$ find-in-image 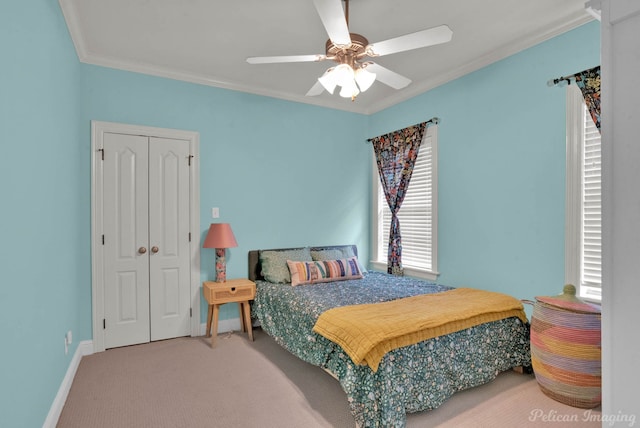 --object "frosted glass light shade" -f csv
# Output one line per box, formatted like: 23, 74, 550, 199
318, 68, 338, 94
339, 79, 360, 98
333, 64, 354, 87
355, 67, 376, 92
